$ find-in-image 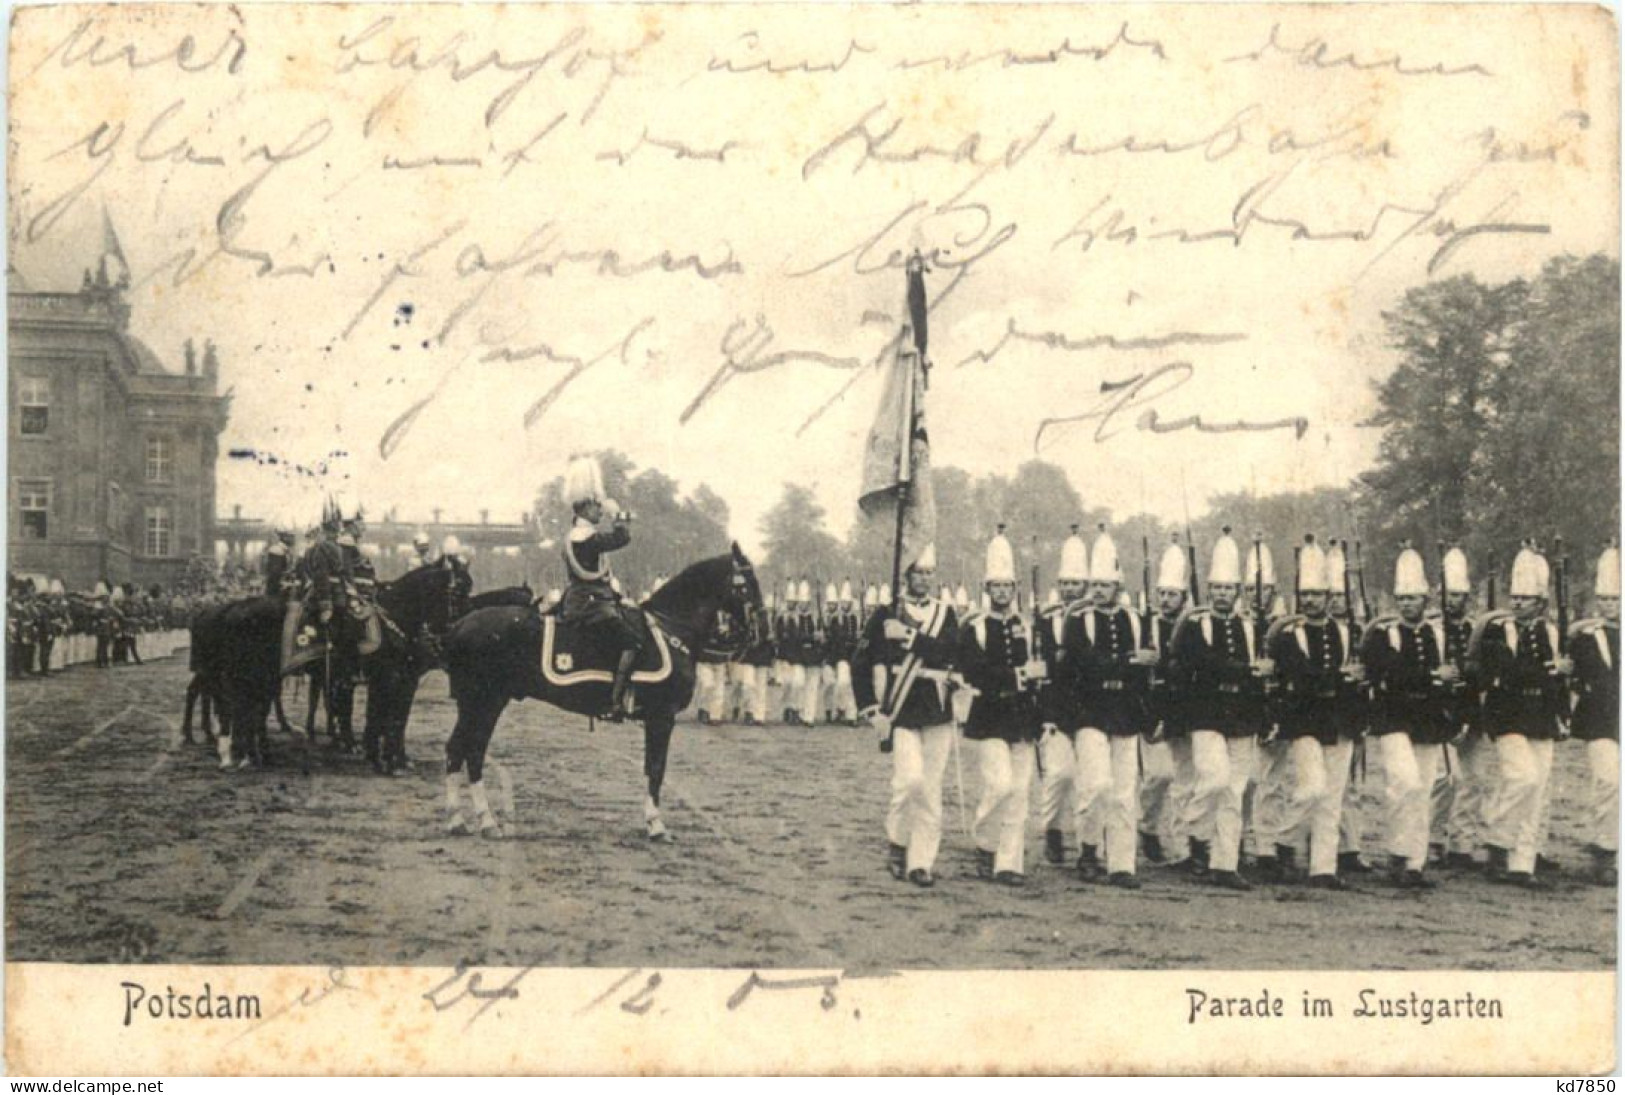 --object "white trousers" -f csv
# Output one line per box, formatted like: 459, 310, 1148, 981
974, 739, 1036, 875
1377, 734, 1442, 869
773, 660, 793, 711
1190, 731, 1256, 873
1252, 739, 1293, 854
823, 662, 855, 718
1486, 734, 1556, 874
696, 663, 729, 717
1338, 742, 1363, 856
1039, 730, 1078, 836
1075, 729, 1140, 874
1440, 729, 1497, 854
1588, 739, 1620, 853
887, 724, 955, 874
797, 667, 823, 720
733, 665, 770, 722
1138, 738, 1183, 843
